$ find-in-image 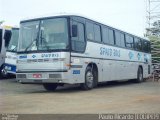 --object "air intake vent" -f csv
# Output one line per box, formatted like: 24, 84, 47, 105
49, 74, 61, 78
17, 74, 26, 78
